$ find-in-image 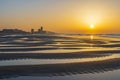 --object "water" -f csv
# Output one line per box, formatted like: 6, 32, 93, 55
0, 34, 120, 80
